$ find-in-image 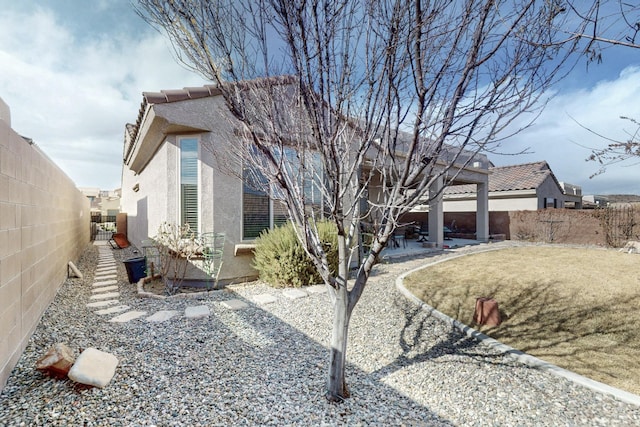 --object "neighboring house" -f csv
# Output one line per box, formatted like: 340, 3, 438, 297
443, 161, 582, 212
99, 188, 122, 216
79, 187, 101, 211
120, 84, 490, 283
79, 187, 122, 216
